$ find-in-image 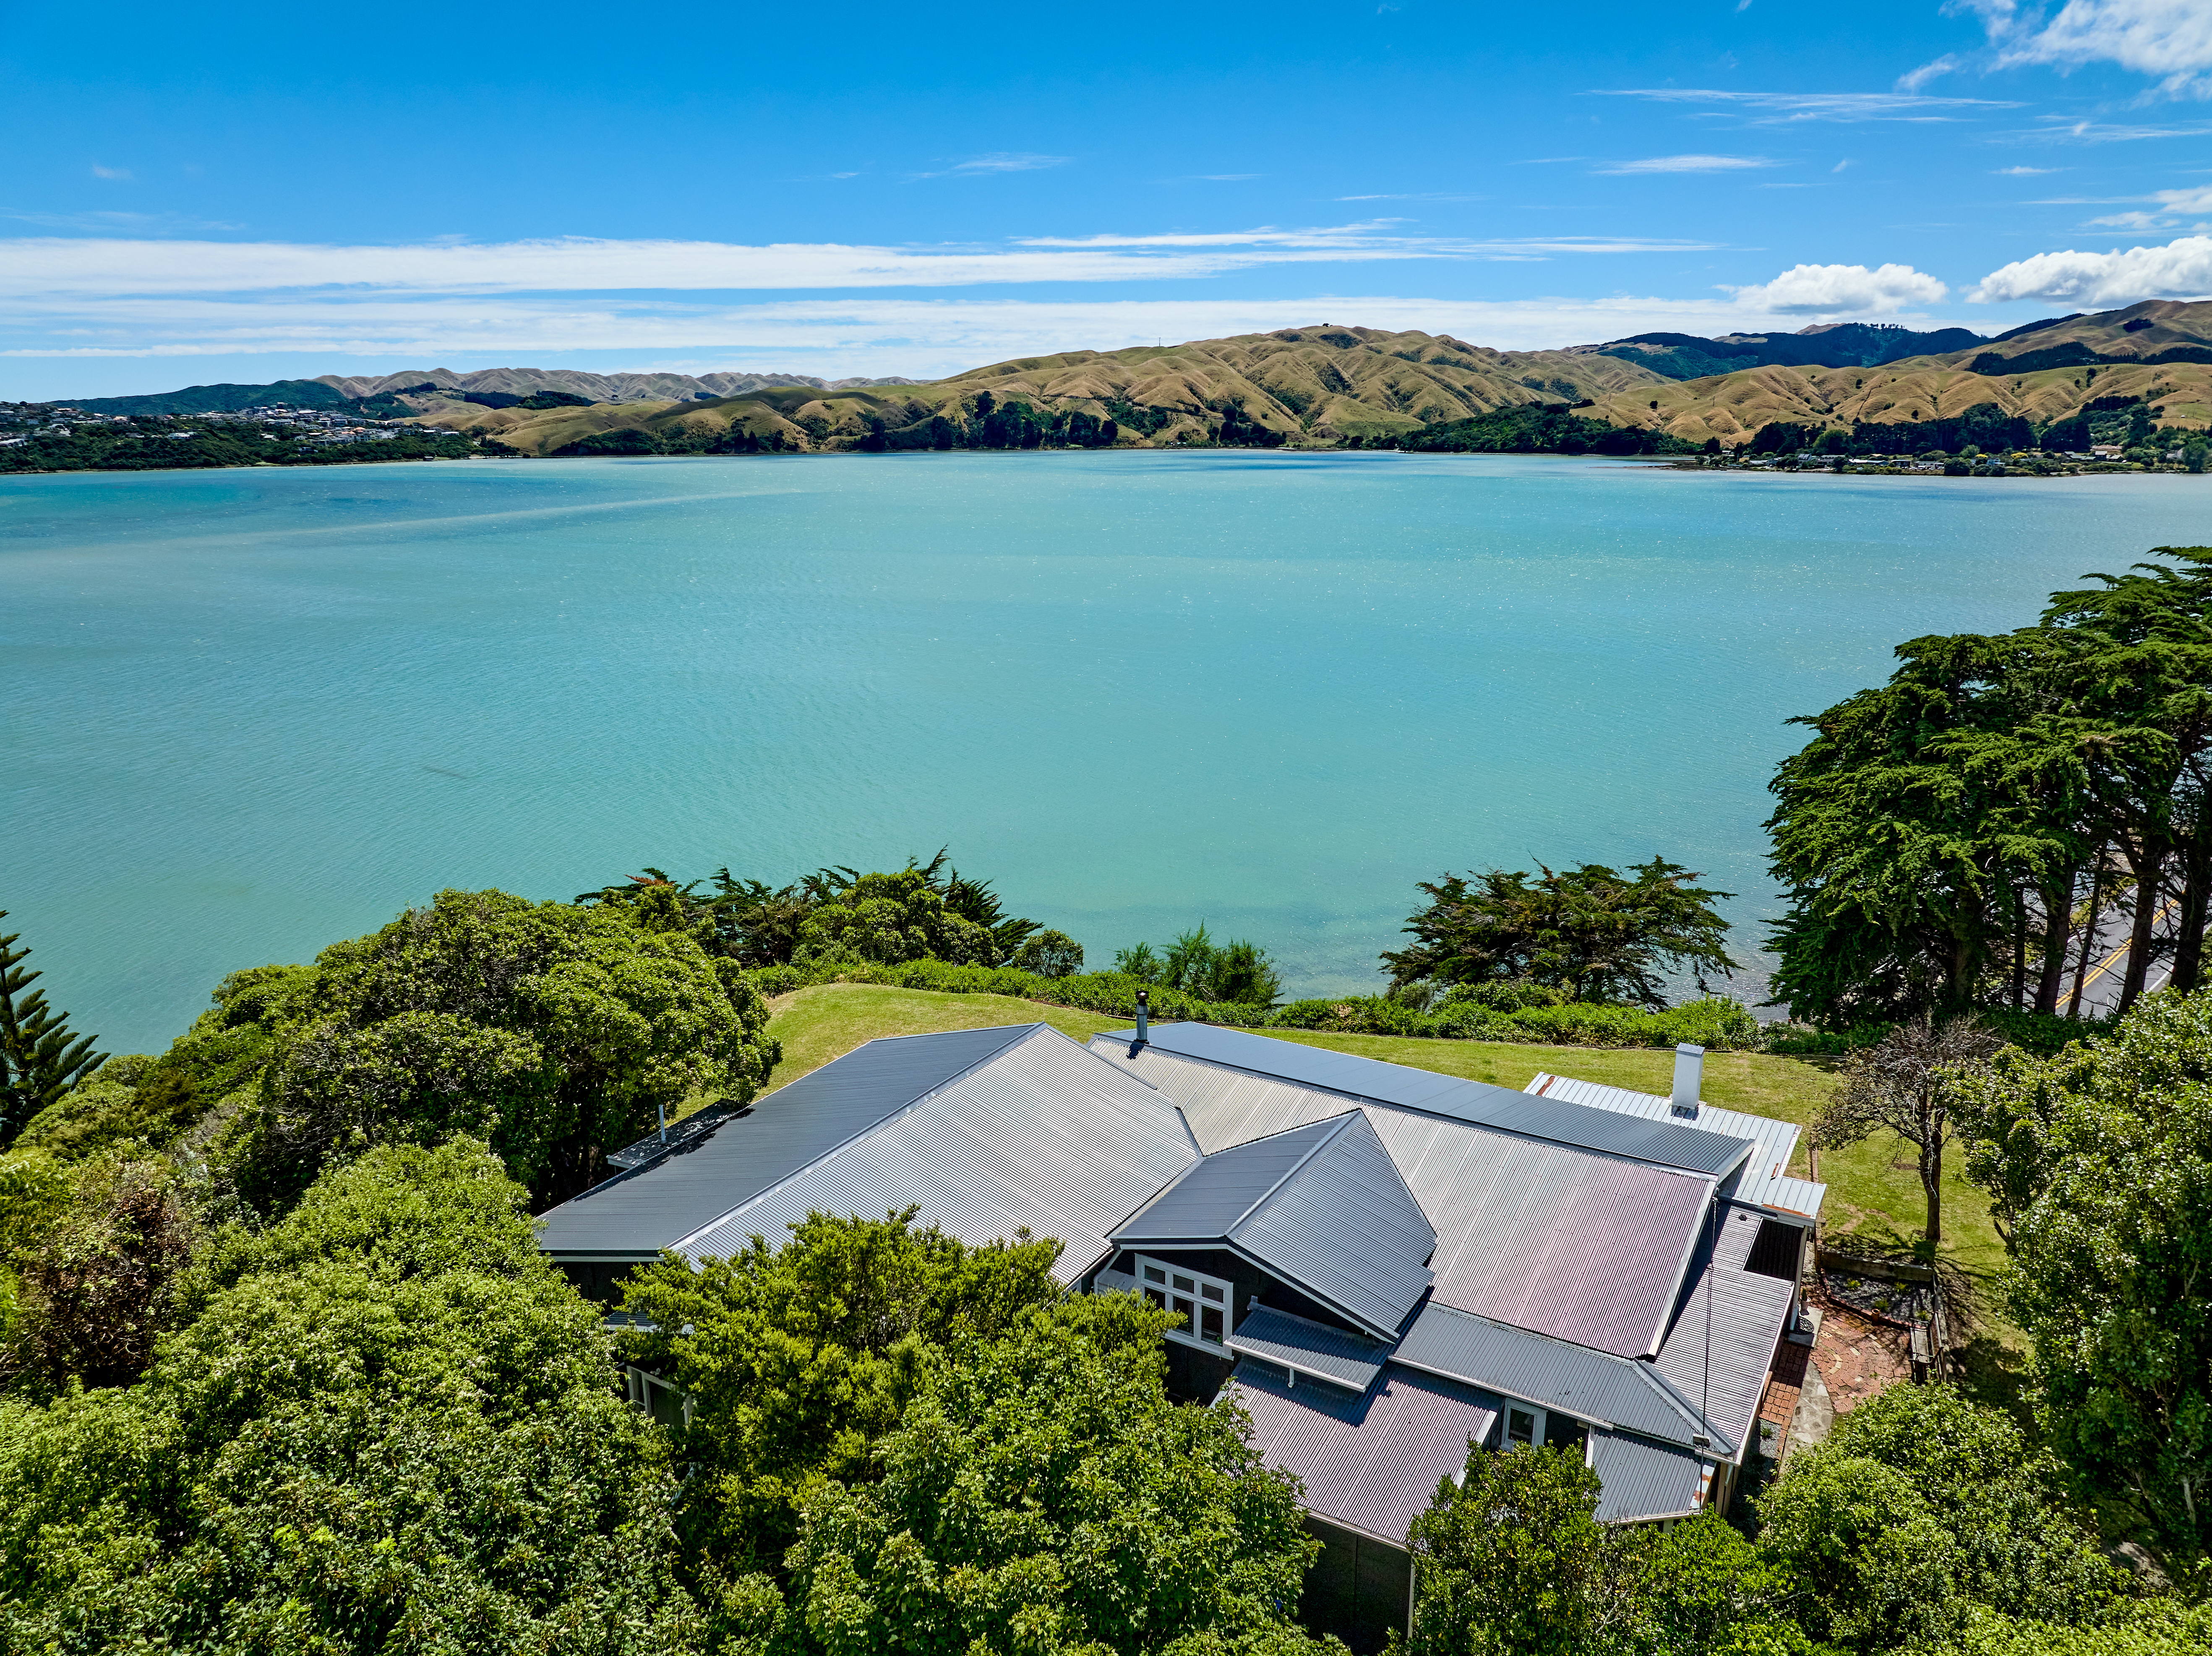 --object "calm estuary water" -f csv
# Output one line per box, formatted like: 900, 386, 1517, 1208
5, 450, 2207, 1053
